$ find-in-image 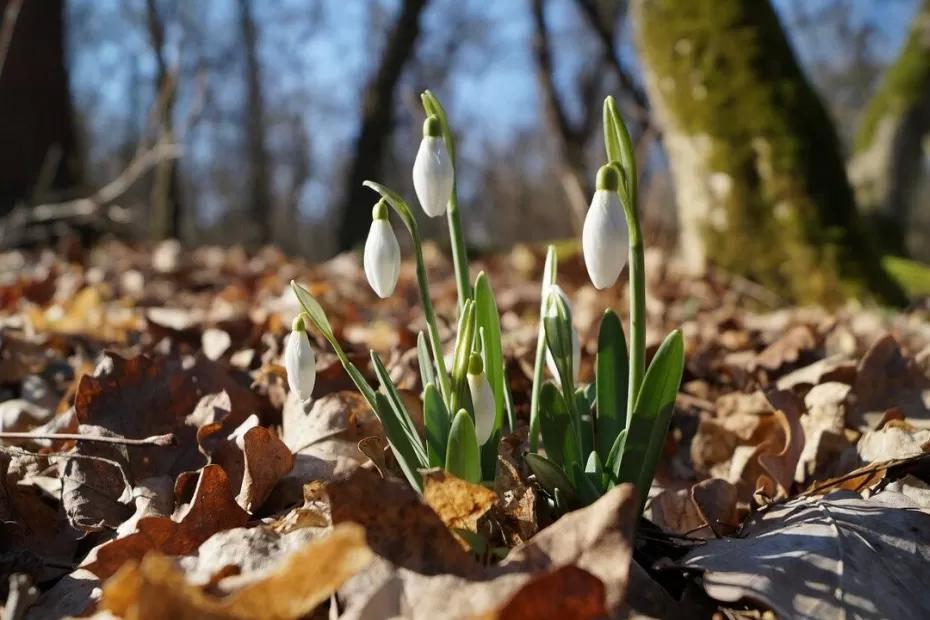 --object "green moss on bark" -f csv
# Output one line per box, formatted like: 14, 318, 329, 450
633, 0, 906, 306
